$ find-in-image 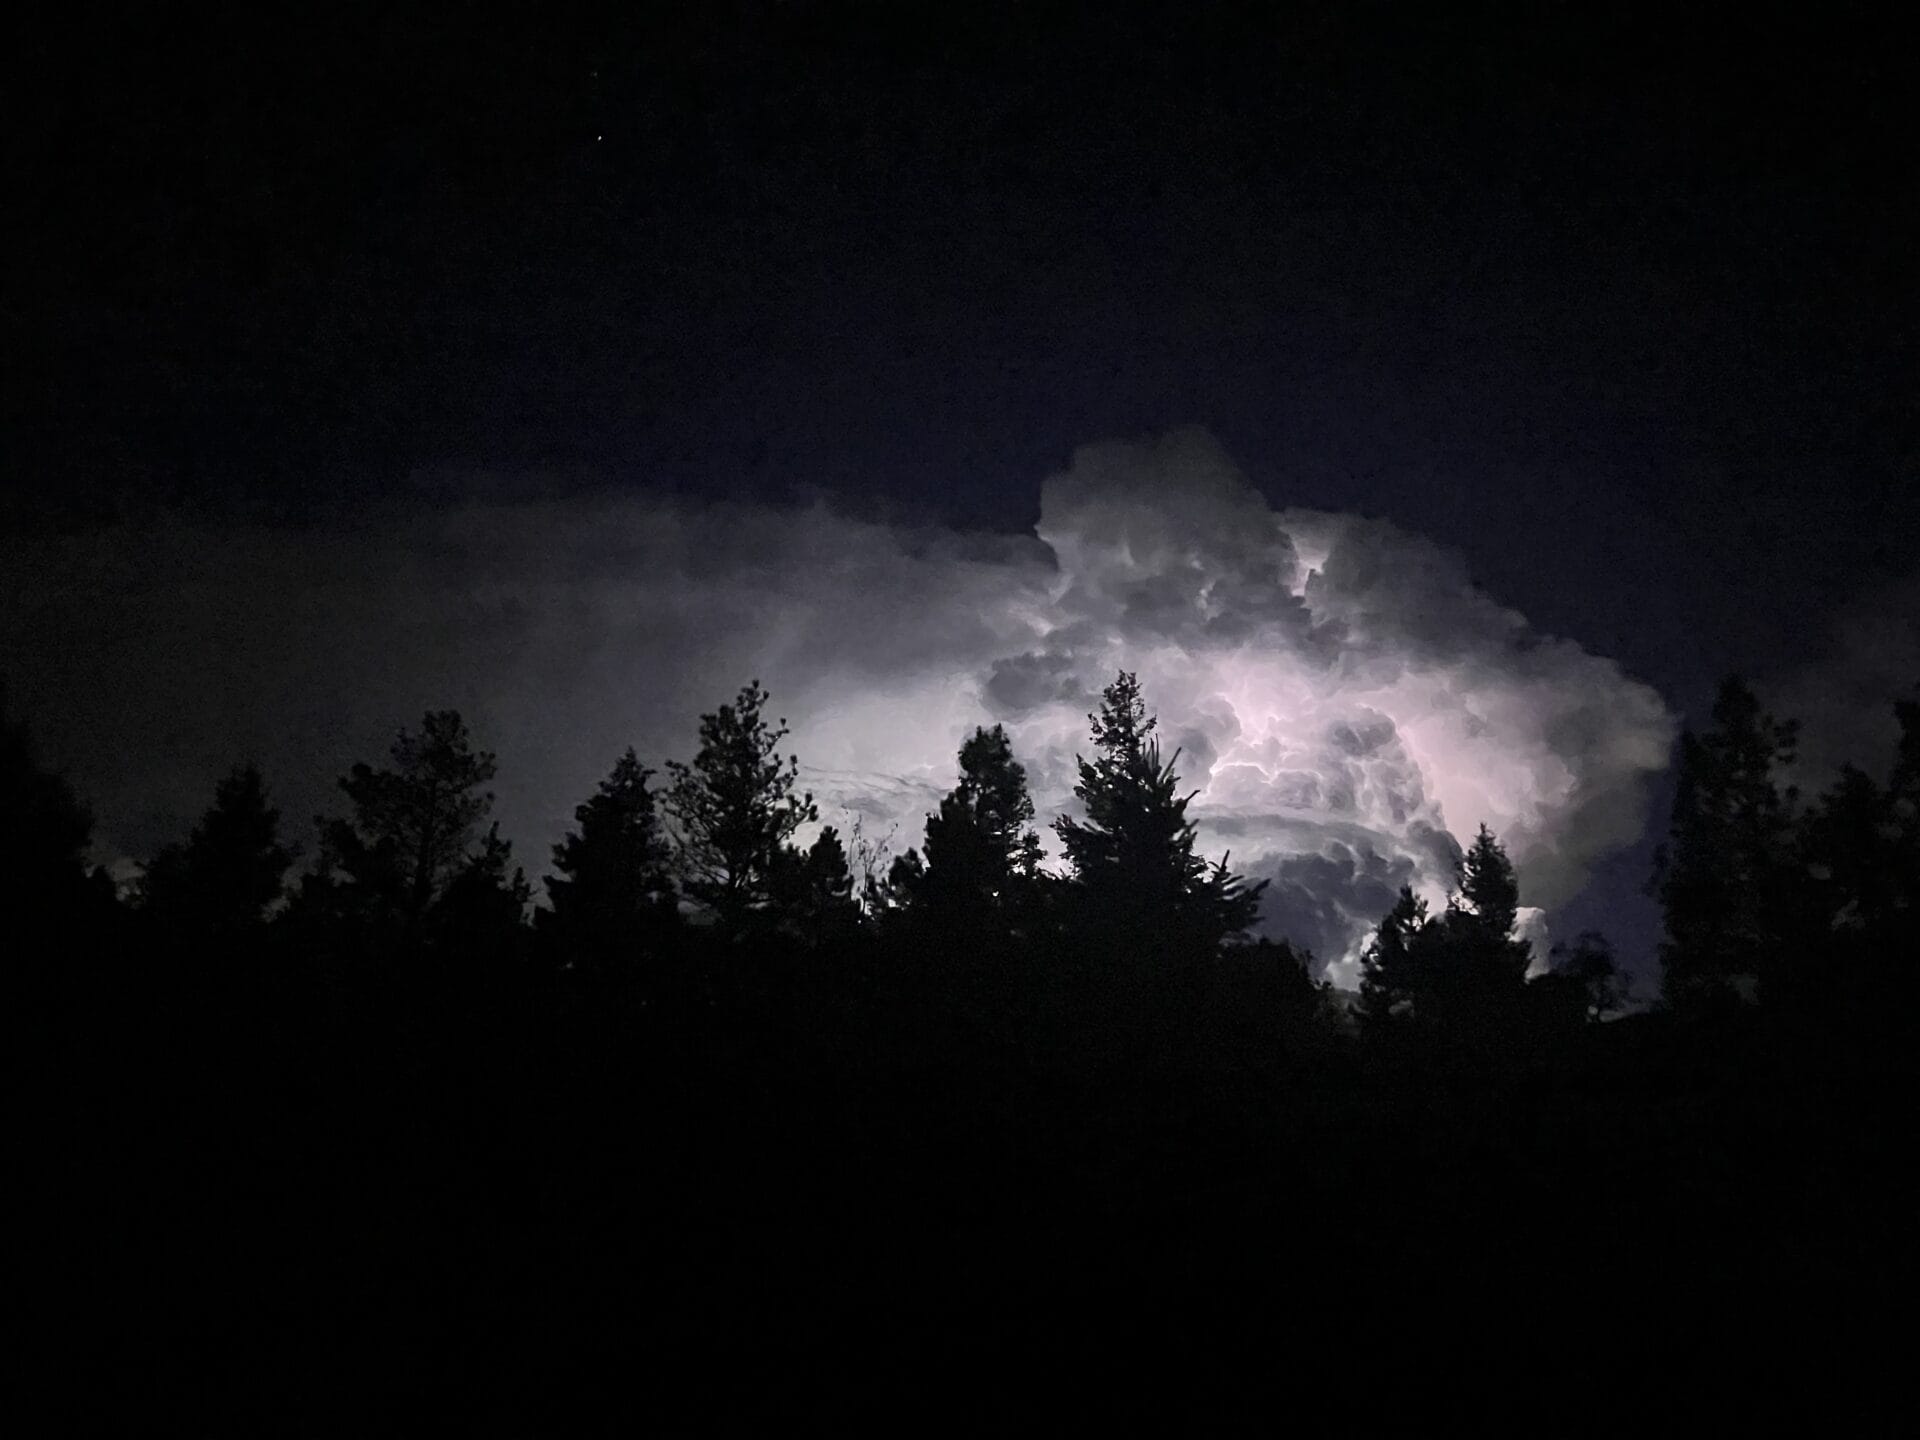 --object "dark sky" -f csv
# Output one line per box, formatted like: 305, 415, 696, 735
6, 3, 1914, 959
